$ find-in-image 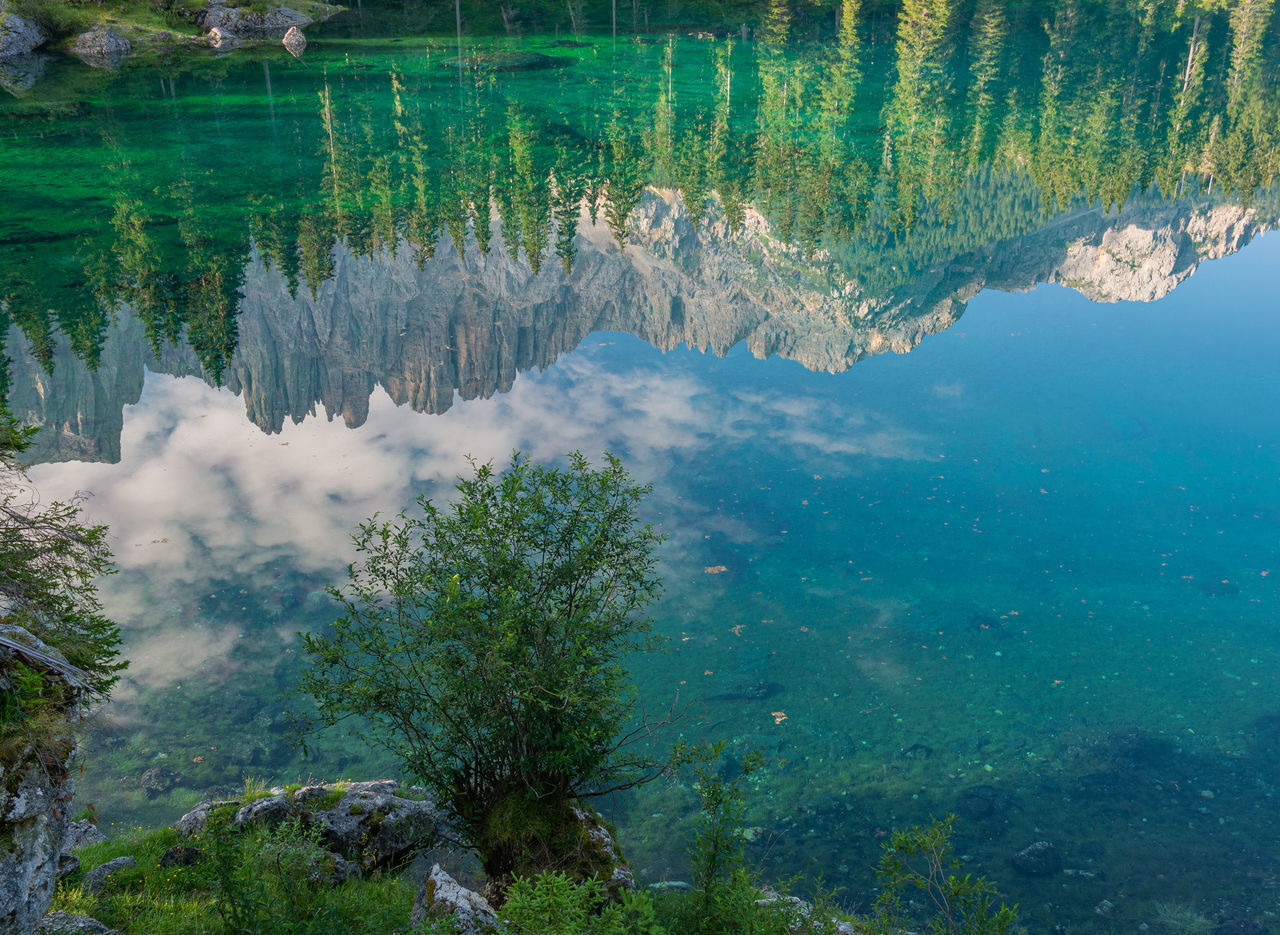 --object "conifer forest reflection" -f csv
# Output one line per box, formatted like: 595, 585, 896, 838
4, 1, 1280, 929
